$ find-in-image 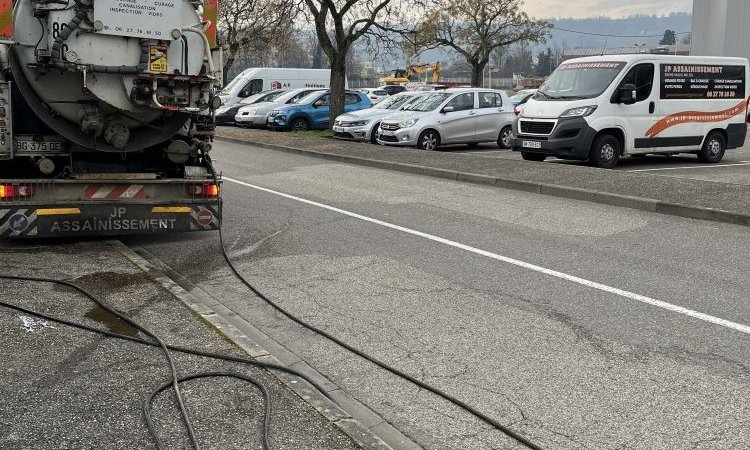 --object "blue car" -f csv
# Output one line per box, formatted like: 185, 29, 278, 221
267, 90, 372, 131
